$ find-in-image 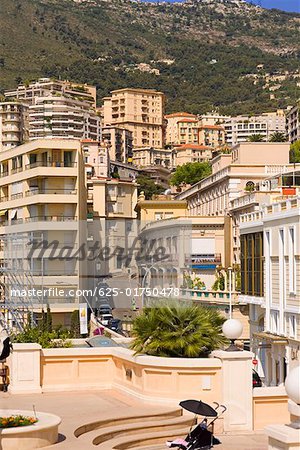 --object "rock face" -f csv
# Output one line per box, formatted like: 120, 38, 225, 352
1, 0, 300, 114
